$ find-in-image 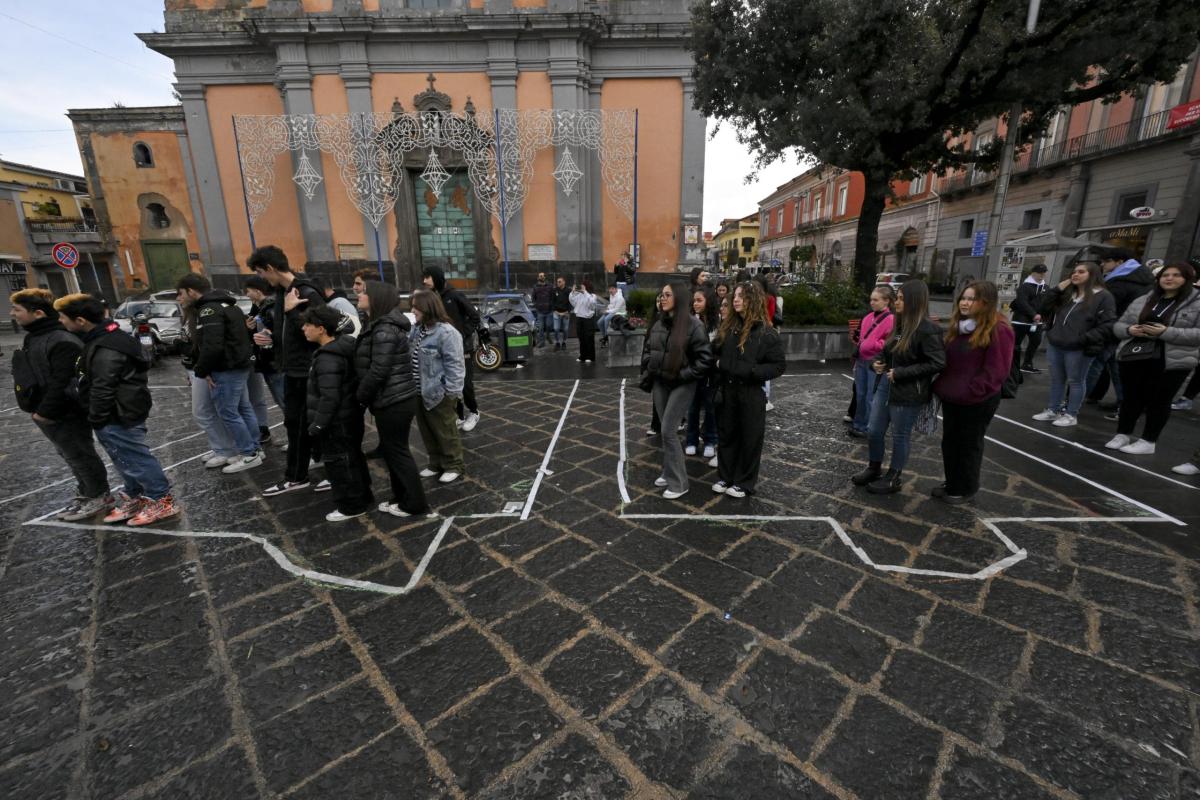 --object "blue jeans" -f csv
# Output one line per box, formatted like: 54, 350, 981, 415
95, 423, 170, 500
1045, 344, 1094, 417
552, 312, 569, 345
598, 312, 616, 338
247, 371, 285, 429
534, 311, 553, 346
1085, 343, 1123, 403
867, 375, 922, 473
686, 377, 717, 447
191, 370, 235, 458
210, 369, 260, 456
852, 360, 881, 432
